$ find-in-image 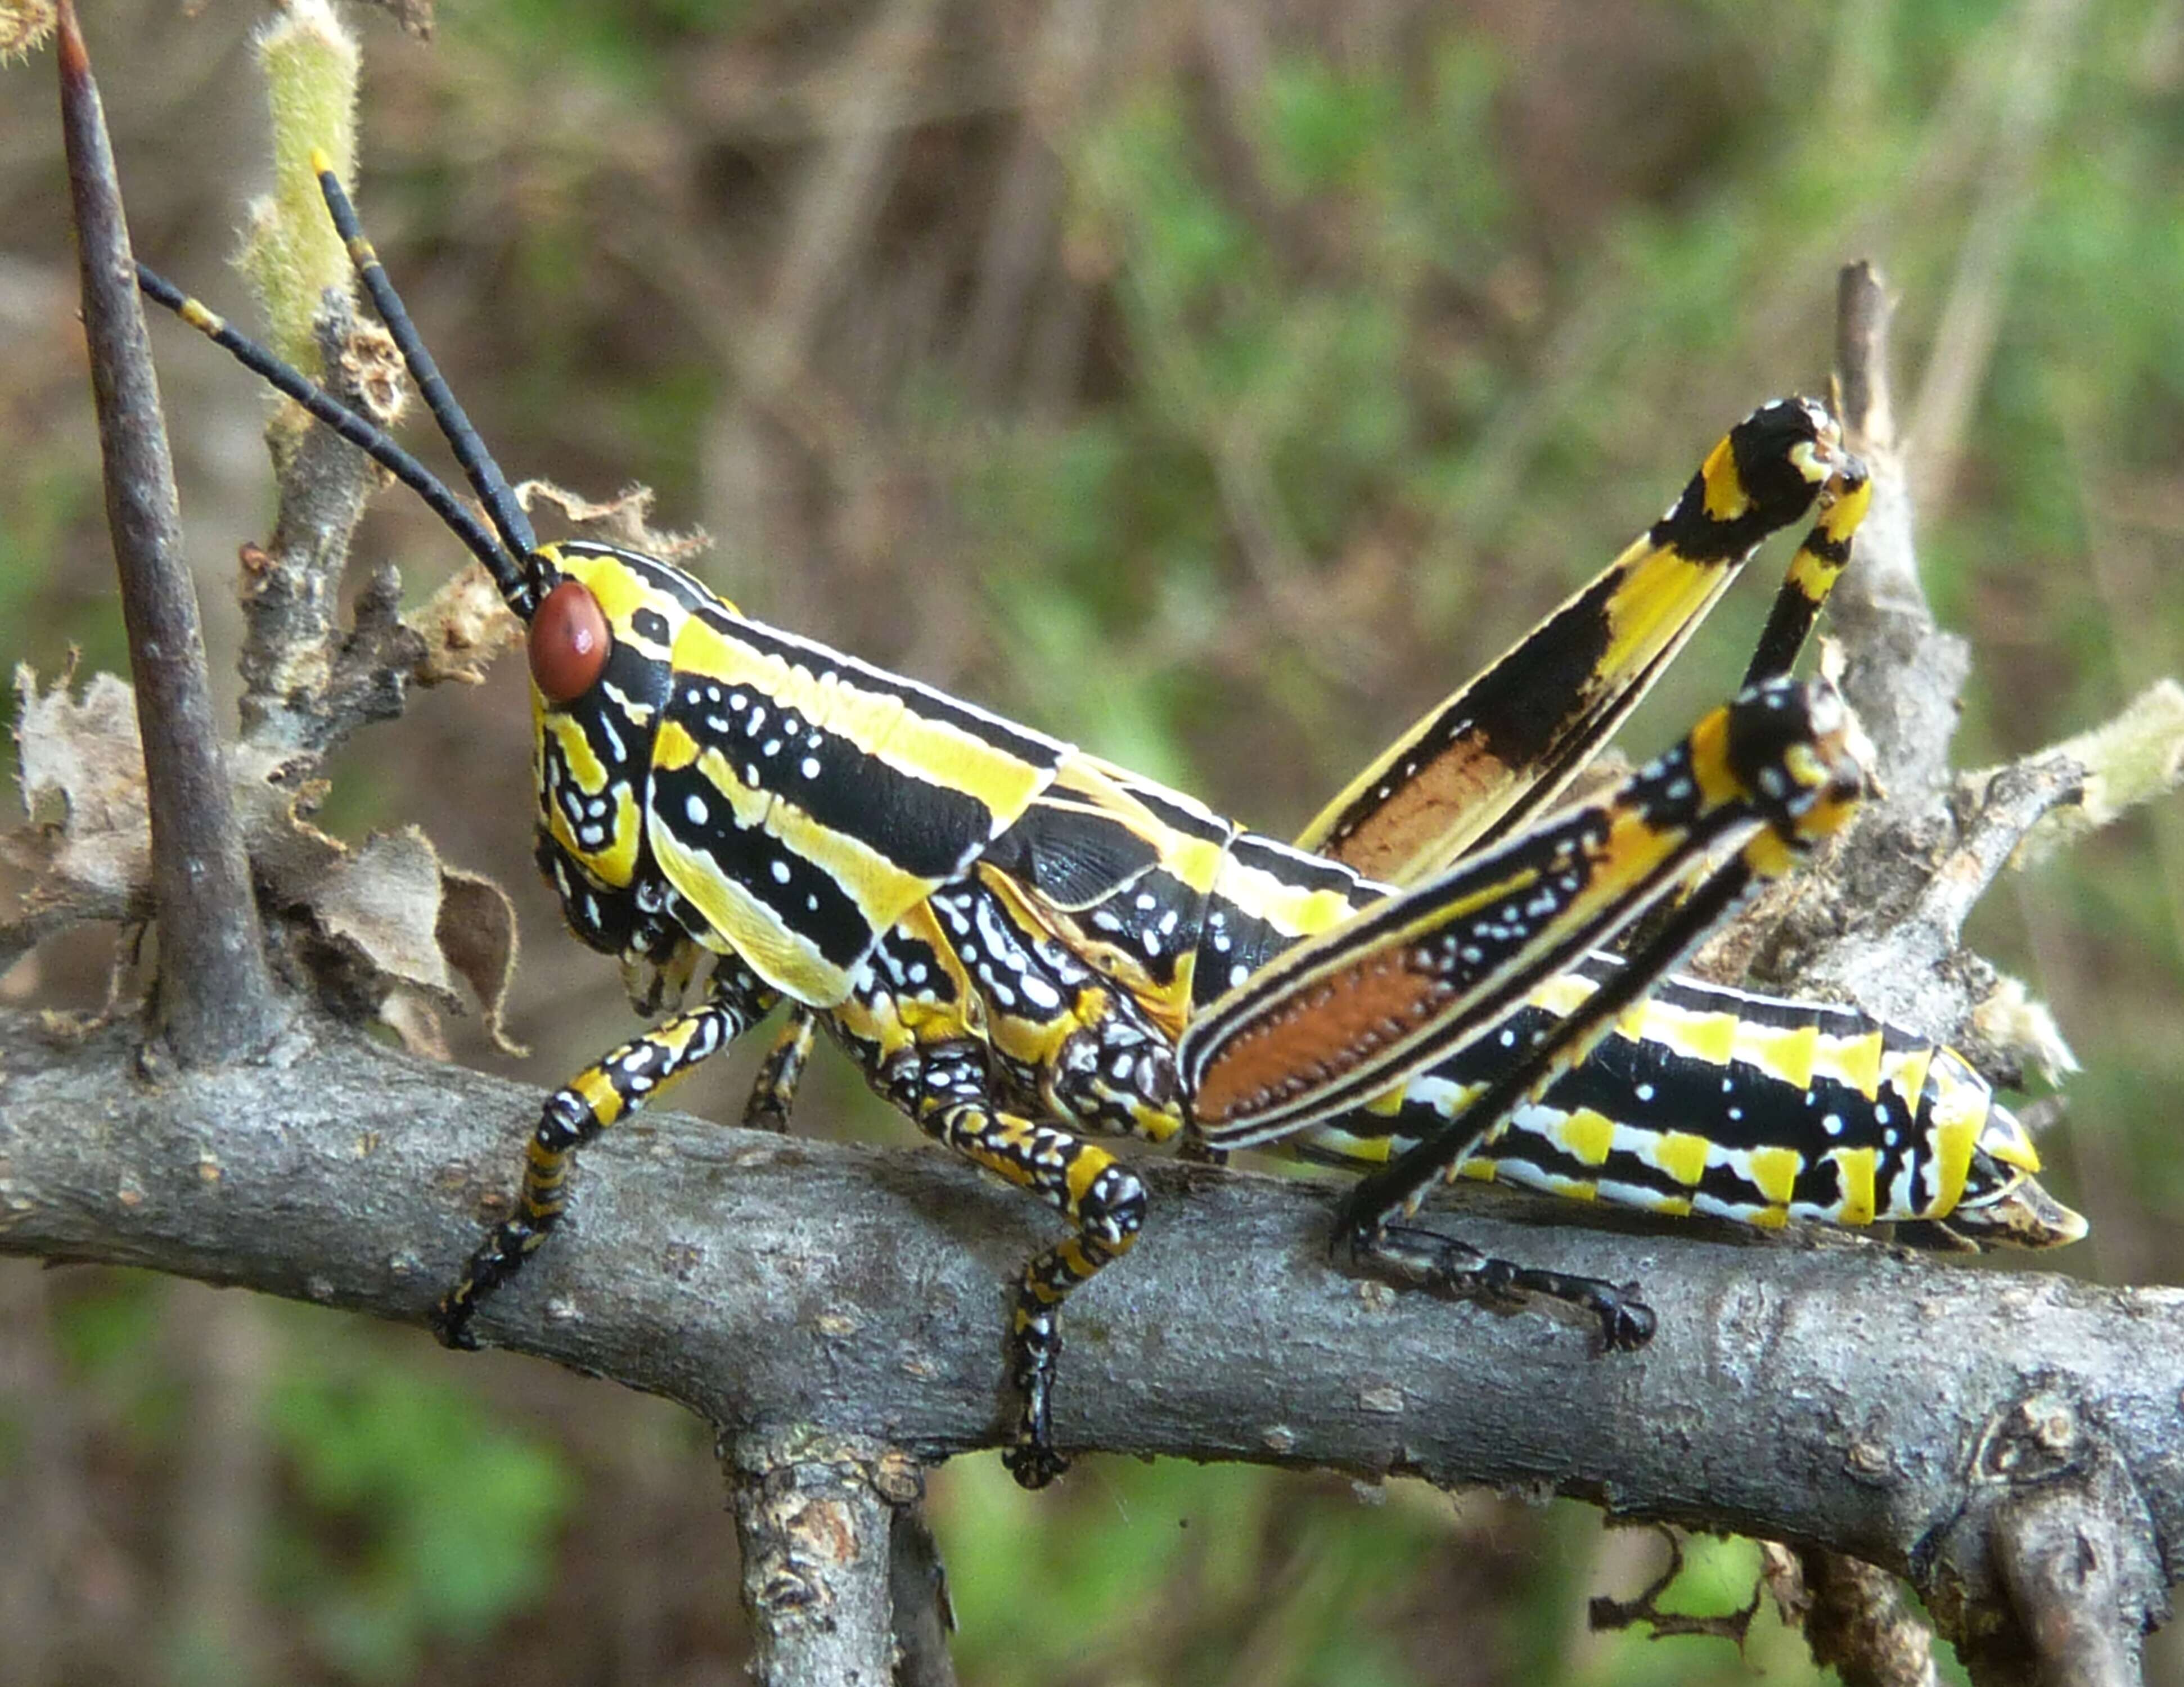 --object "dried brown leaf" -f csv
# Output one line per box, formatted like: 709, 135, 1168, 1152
435, 863, 524, 1056
10, 664, 151, 905
409, 561, 520, 687
518, 479, 712, 562
6, 669, 523, 1050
